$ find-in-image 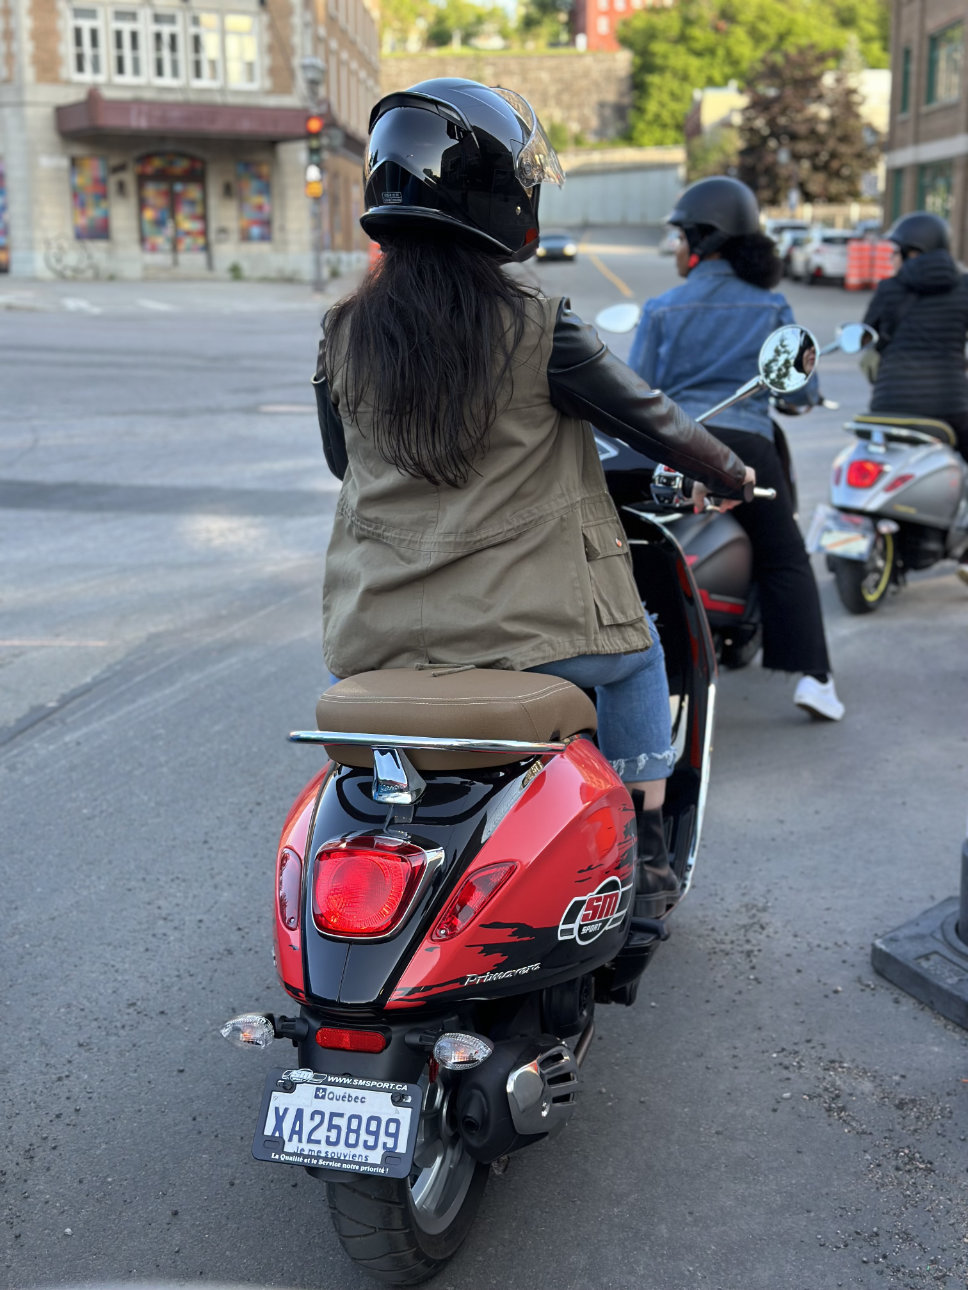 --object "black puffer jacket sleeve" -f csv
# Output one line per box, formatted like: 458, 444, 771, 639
313, 338, 347, 480
547, 299, 748, 495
